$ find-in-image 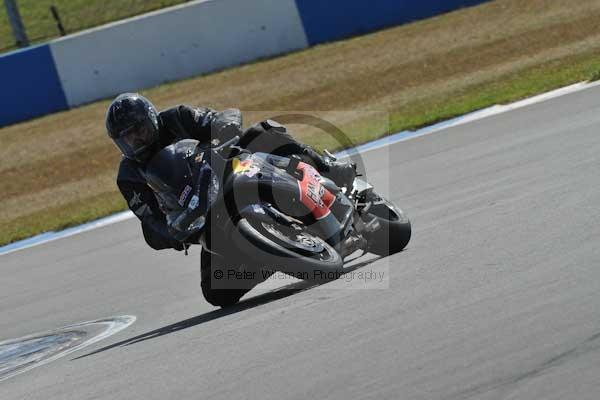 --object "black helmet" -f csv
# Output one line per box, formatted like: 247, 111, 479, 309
106, 93, 160, 163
